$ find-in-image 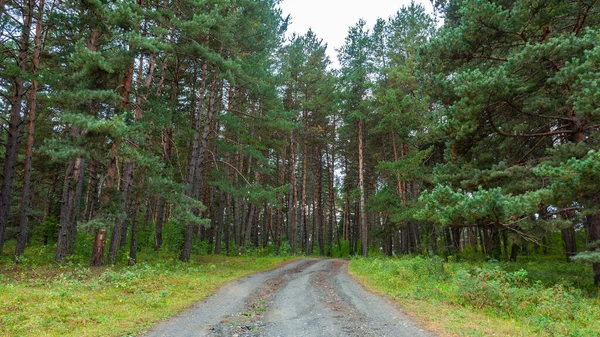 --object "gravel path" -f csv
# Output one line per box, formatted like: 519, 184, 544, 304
141, 258, 433, 337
